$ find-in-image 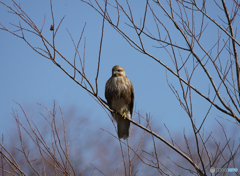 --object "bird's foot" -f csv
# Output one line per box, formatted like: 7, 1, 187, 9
122, 112, 127, 119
